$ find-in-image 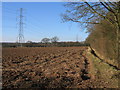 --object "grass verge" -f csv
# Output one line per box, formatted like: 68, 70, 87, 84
83, 47, 120, 88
